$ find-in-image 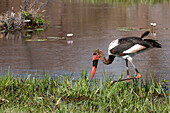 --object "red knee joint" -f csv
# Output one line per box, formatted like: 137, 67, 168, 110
127, 75, 130, 83
136, 73, 141, 79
